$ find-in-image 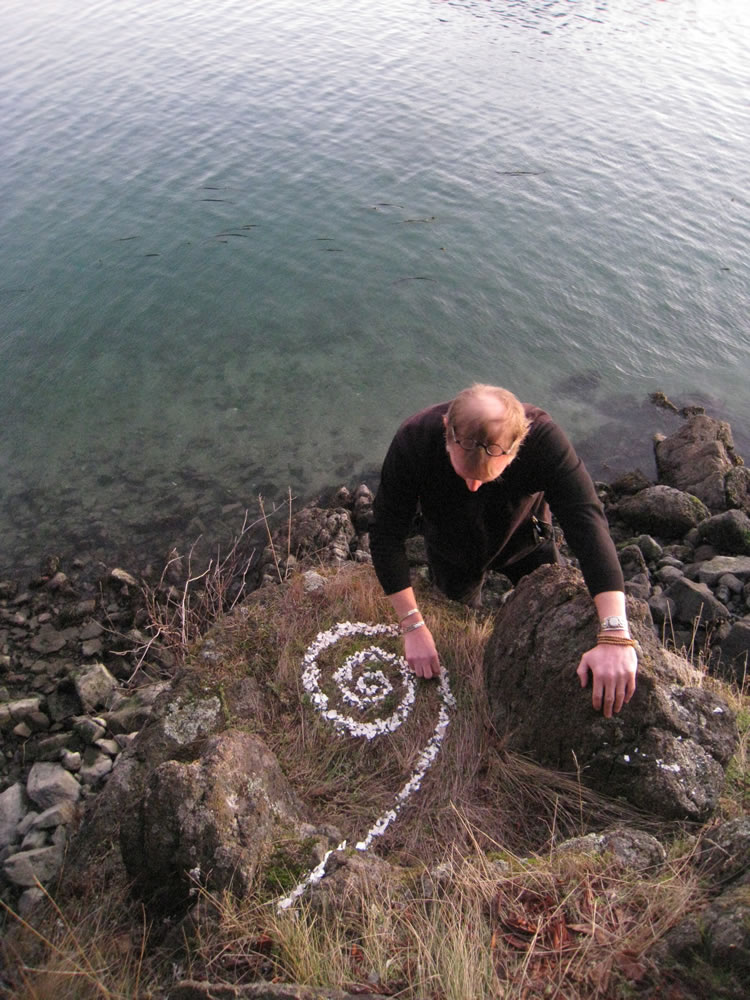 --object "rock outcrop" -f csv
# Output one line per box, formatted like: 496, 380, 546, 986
484, 564, 737, 820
